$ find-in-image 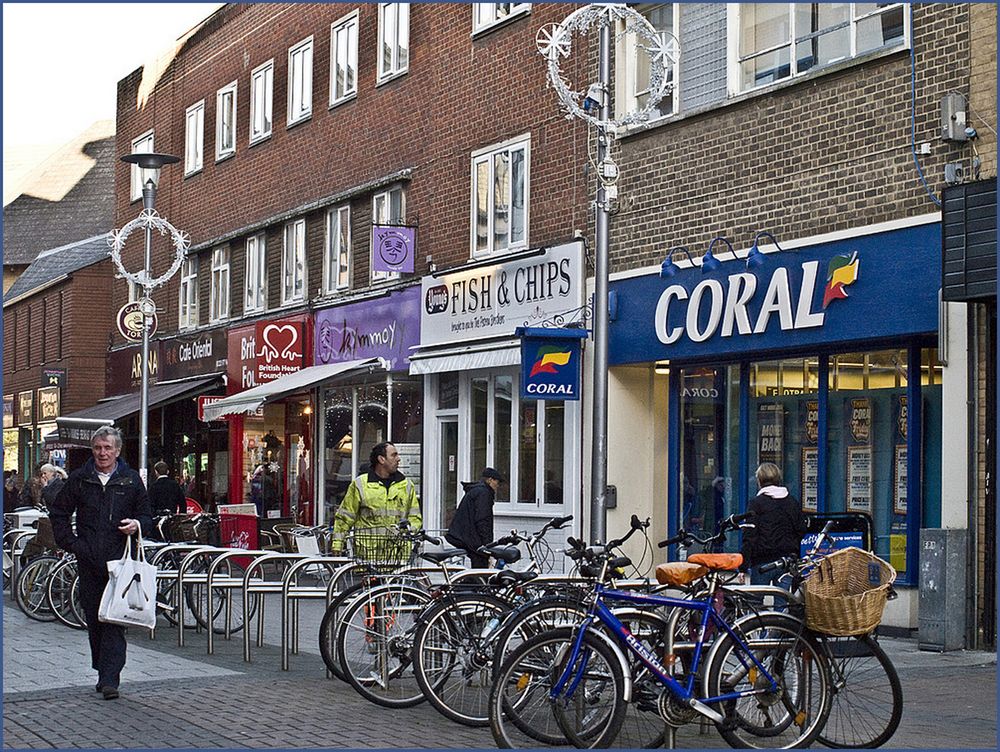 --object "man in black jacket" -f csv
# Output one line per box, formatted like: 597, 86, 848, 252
446, 467, 504, 568
148, 461, 186, 519
49, 426, 152, 700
